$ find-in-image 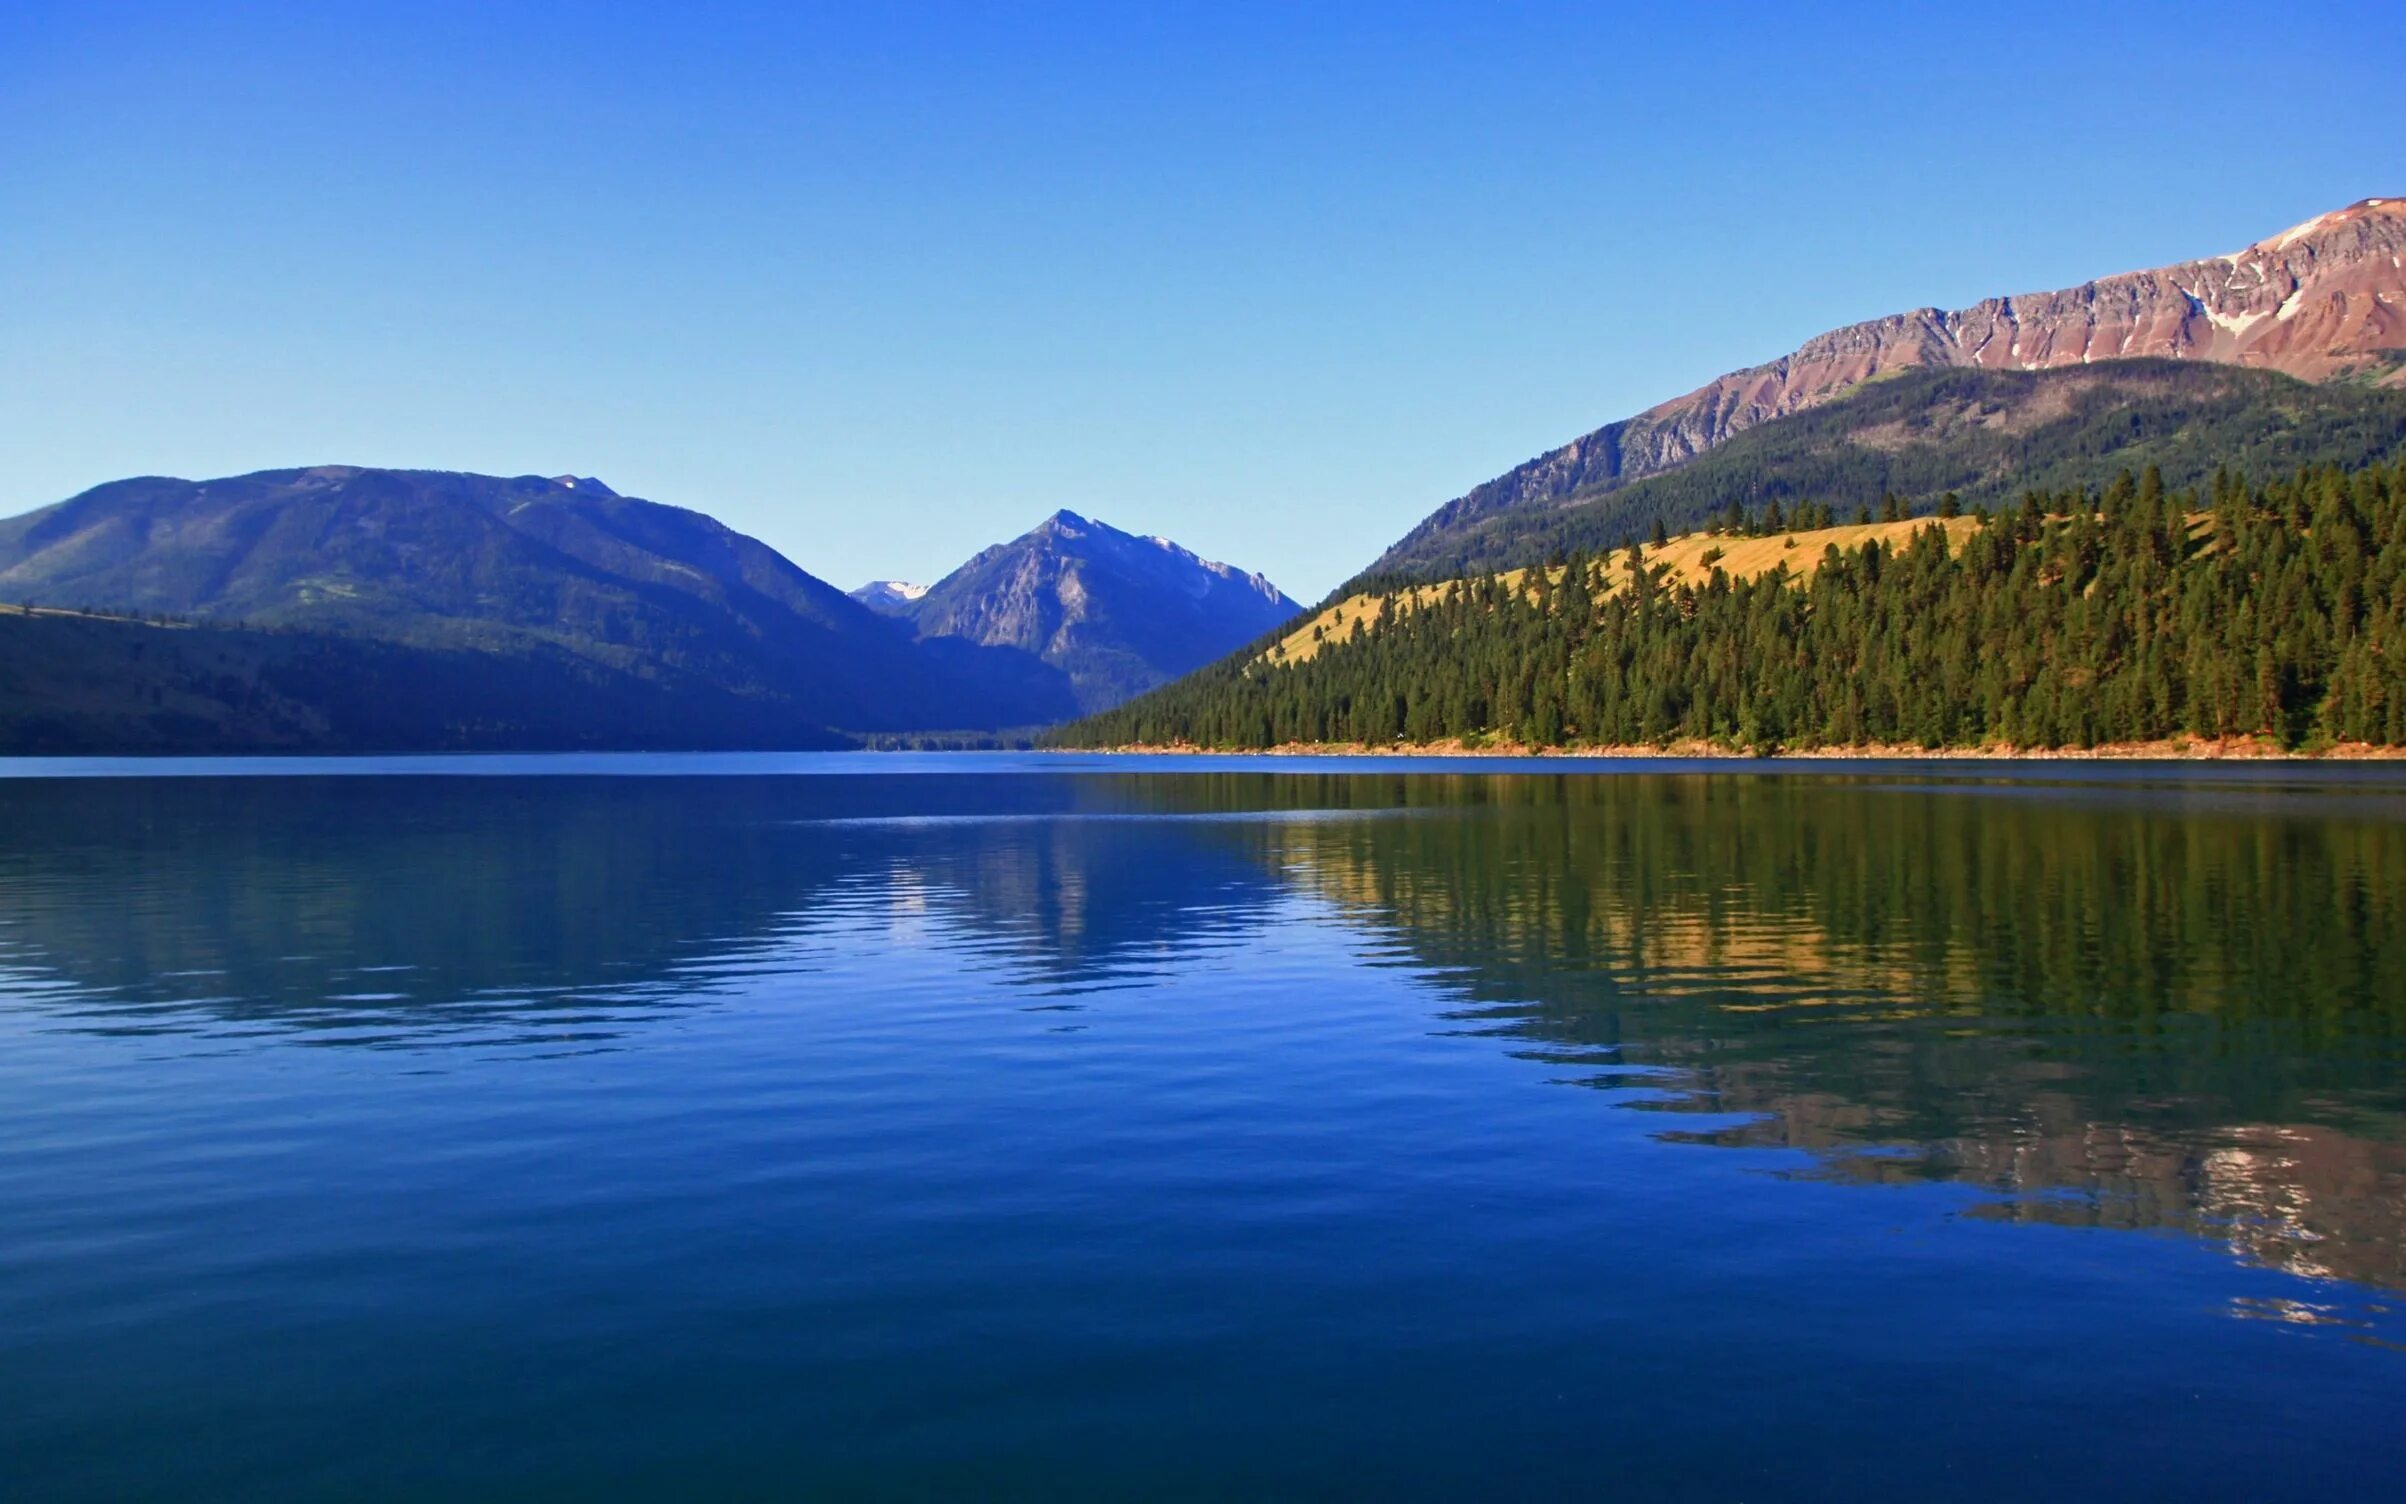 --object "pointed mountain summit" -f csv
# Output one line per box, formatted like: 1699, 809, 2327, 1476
888, 511, 1301, 712
1373, 196, 2406, 580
